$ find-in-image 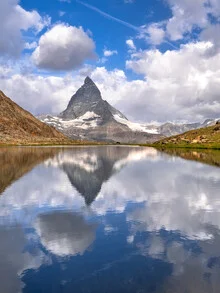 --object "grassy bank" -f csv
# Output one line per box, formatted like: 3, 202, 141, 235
148, 124, 220, 150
